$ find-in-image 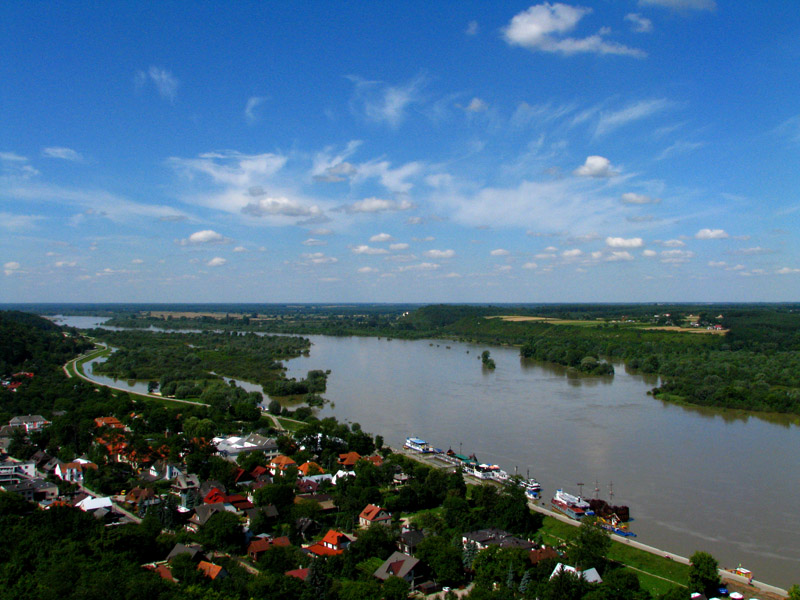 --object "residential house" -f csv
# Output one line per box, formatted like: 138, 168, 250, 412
359, 504, 392, 528
529, 546, 559, 566
212, 432, 278, 462
247, 535, 290, 561
9, 414, 50, 433
166, 543, 206, 563
1, 478, 58, 502
268, 454, 297, 477
285, 568, 309, 581
126, 486, 160, 512
172, 472, 201, 508
550, 563, 602, 583
94, 416, 125, 430
374, 551, 426, 590
462, 528, 535, 551
186, 502, 230, 532
337, 451, 361, 468
0, 458, 36, 484
298, 461, 324, 477
54, 460, 97, 483
197, 561, 227, 581
397, 528, 426, 556
306, 529, 352, 557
